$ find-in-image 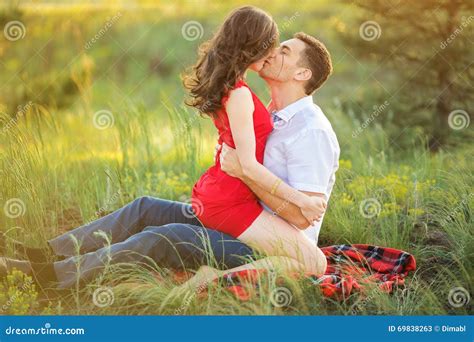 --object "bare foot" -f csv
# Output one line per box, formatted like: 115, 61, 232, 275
172, 266, 222, 296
